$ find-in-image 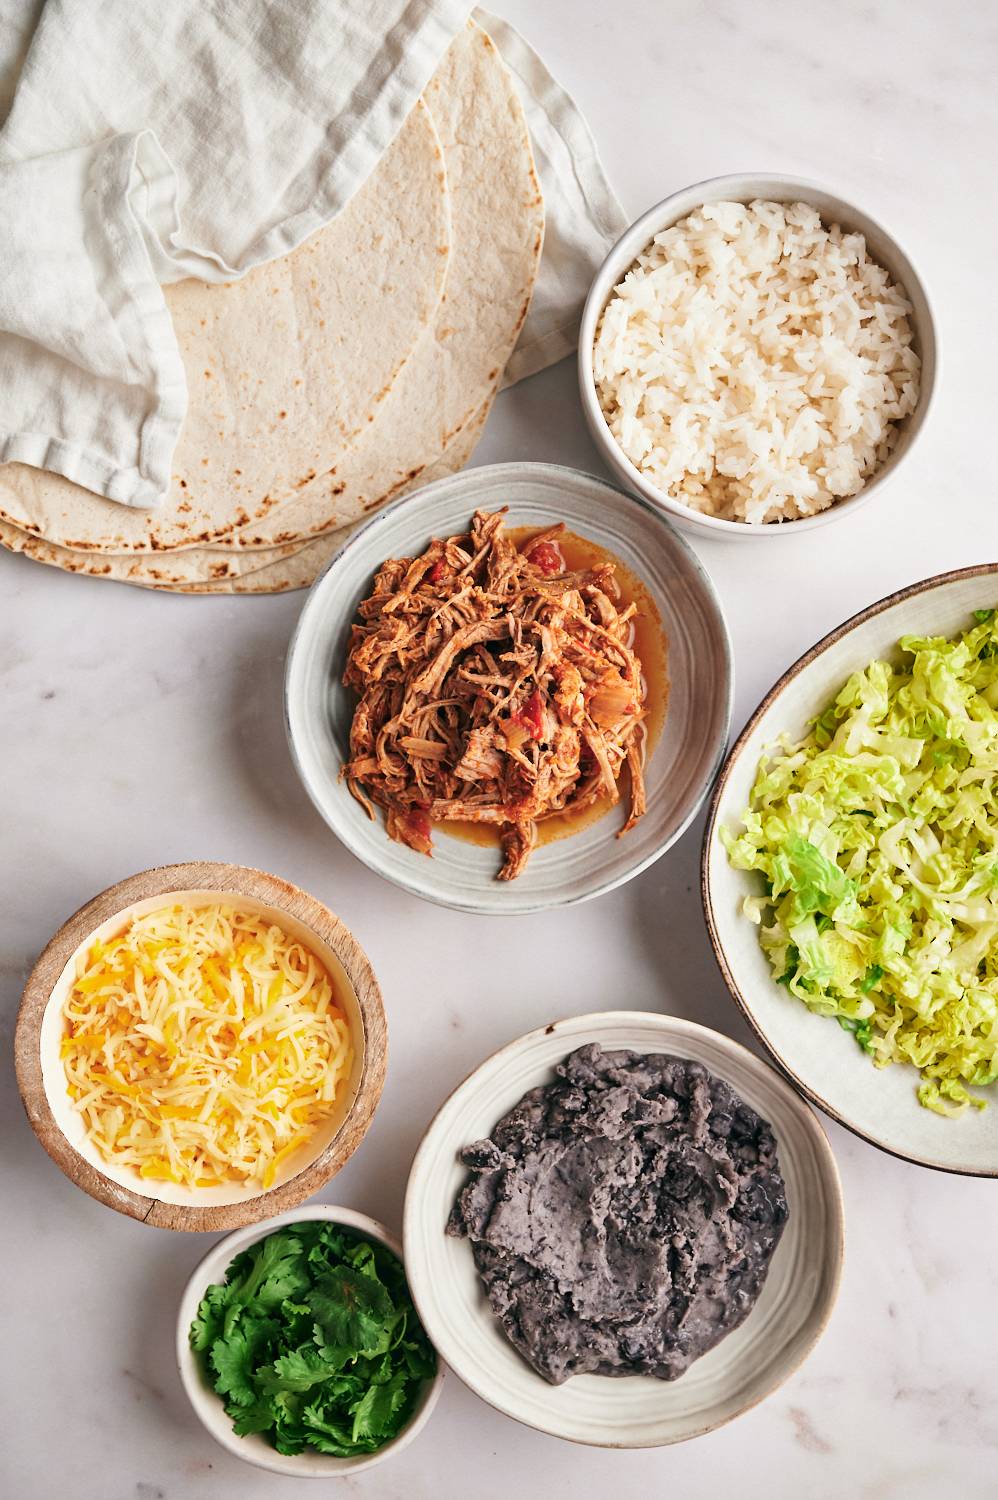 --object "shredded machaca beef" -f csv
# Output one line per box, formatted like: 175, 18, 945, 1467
341, 508, 648, 879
